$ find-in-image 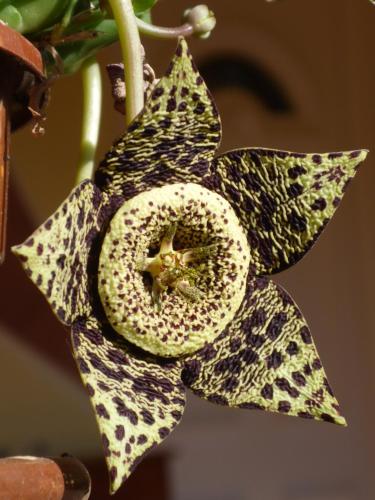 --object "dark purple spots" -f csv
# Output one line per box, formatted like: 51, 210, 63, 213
142, 125, 157, 137
312, 358, 322, 370
137, 434, 147, 445
181, 359, 201, 386
230, 337, 241, 352
298, 411, 314, 419
125, 443, 131, 454
65, 215, 72, 230
37, 243, 43, 256
288, 210, 307, 232
57, 308, 65, 322
181, 87, 189, 97
96, 403, 110, 419
261, 383, 274, 400
311, 198, 327, 211
158, 427, 170, 439
267, 350, 283, 369
56, 255, 66, 269
77, 357, 90, 374
312, 155, 322, 164
207, 394, 228, 406
222, 376, 239, 392
300, 326, 312, 344
242, 348, 259, 364
112, 397, 138, 424
328, 152, 343, 160
333, 196, 341, 207
141, 409, 155, 425
275, 378, 299, 398
266, 312, 287, 341
86, 383, 95, 397
107, 349, 128, 366
246, 333, 266, 349
195, 102, 206, 115
200, 344, 217, 361
287, 183, 304, 197
196, 76, 204, 85
152, 87, 164, 99
171, 410, 182, 421
115, 425, 125, 441
288, 166, 307, 180
167, 97, 177, 112
110, 466, 117, 482
239, 402, 264, 410
286, 341, 299, 356
321, 413, 336, 424
292, 371, 307, 387
44, 220, 52, 230
304, 363, 312, 376
278, 400, 291, 413
102, 433, 111, 457
178, 102, 187, 112
83, 326, 104, 346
